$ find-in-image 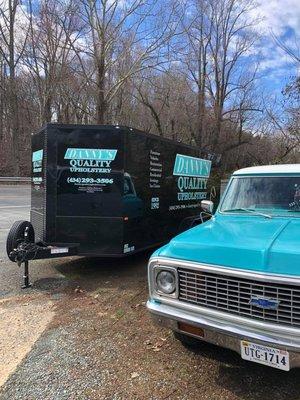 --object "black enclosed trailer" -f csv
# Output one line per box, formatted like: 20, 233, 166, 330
7, 124, 212, 286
